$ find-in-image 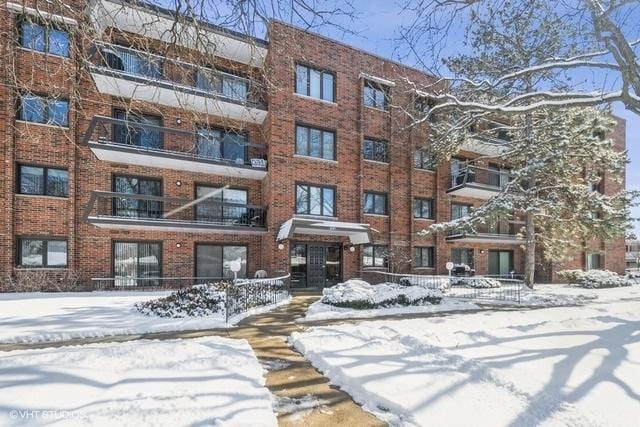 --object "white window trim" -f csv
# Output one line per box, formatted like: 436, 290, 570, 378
7, 2, 78, 26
